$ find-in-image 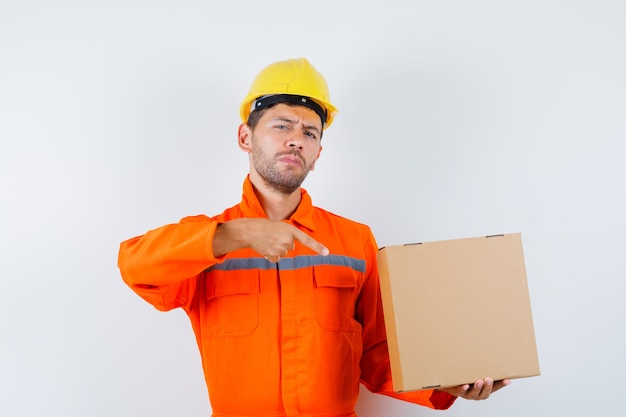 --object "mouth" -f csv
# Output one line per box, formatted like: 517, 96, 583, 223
277, 153, 304, 166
